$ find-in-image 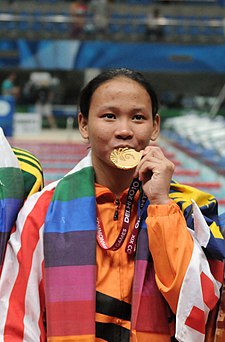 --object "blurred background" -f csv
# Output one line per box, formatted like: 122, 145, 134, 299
1, 0, 225, 213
